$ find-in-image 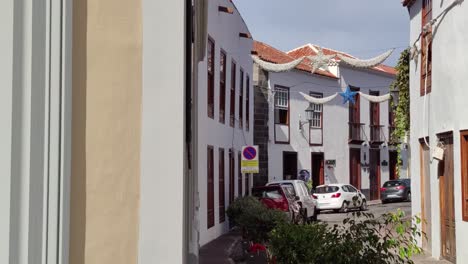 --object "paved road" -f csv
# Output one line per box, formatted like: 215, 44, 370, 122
318, 201, 412, 224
